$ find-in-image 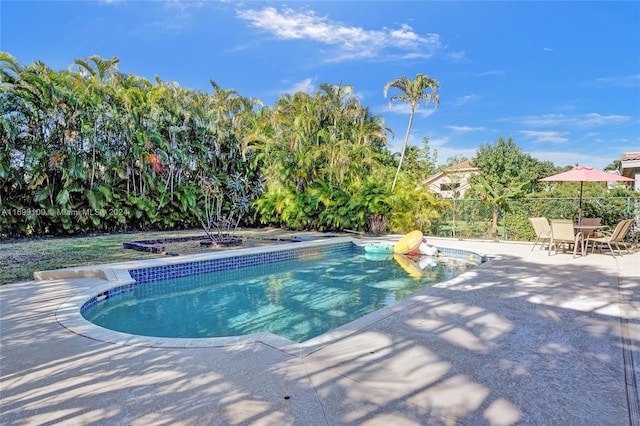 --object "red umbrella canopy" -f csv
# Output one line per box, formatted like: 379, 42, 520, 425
539, 166, 634, 223
539, 166, 634, 182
